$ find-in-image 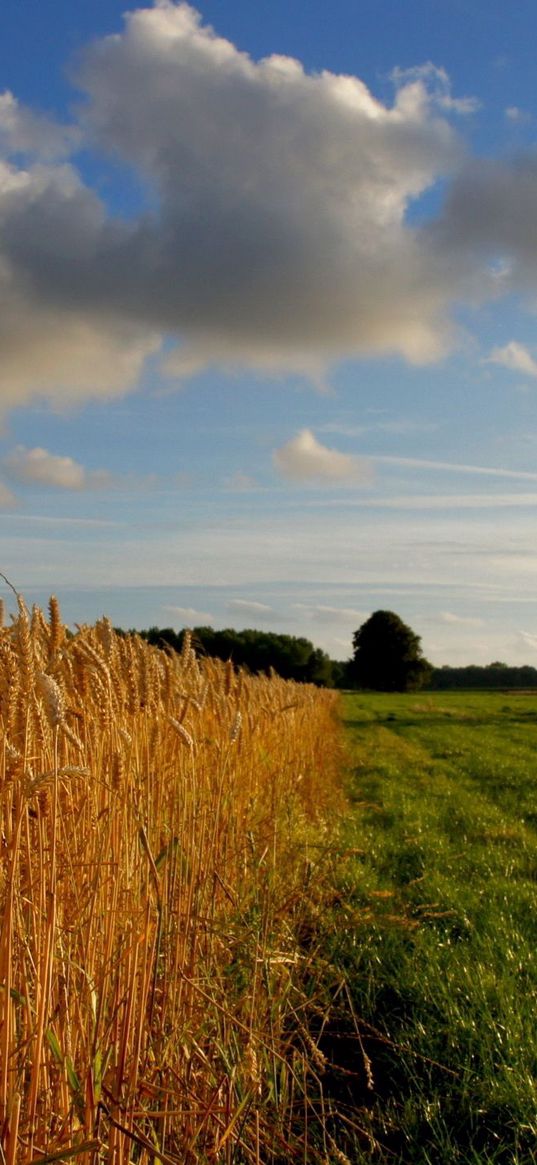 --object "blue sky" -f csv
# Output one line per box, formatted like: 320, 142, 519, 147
2, 1, 537, 664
